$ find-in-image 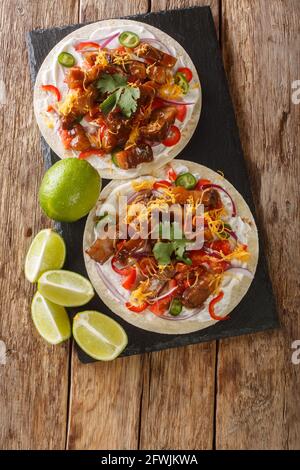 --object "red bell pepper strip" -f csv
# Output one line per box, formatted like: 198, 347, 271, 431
208, 291, 228, 321
78, 149, 105, 159
196, 178, 211, 190
153, 180, 172, 190
175, 104, 187, 122
176, 67, 193, 82
111, 256, 133, 276
125, 301, 148, 313
41, 84, 61, 102
122, 268, 137, 290
98, 124, 107, 141
167, 166, 177, 182
58, 129, 72, 150
151, 97, 165, 111
210, 240, 232, 256
149, 297, 171, 316
74, 41, 101, 51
